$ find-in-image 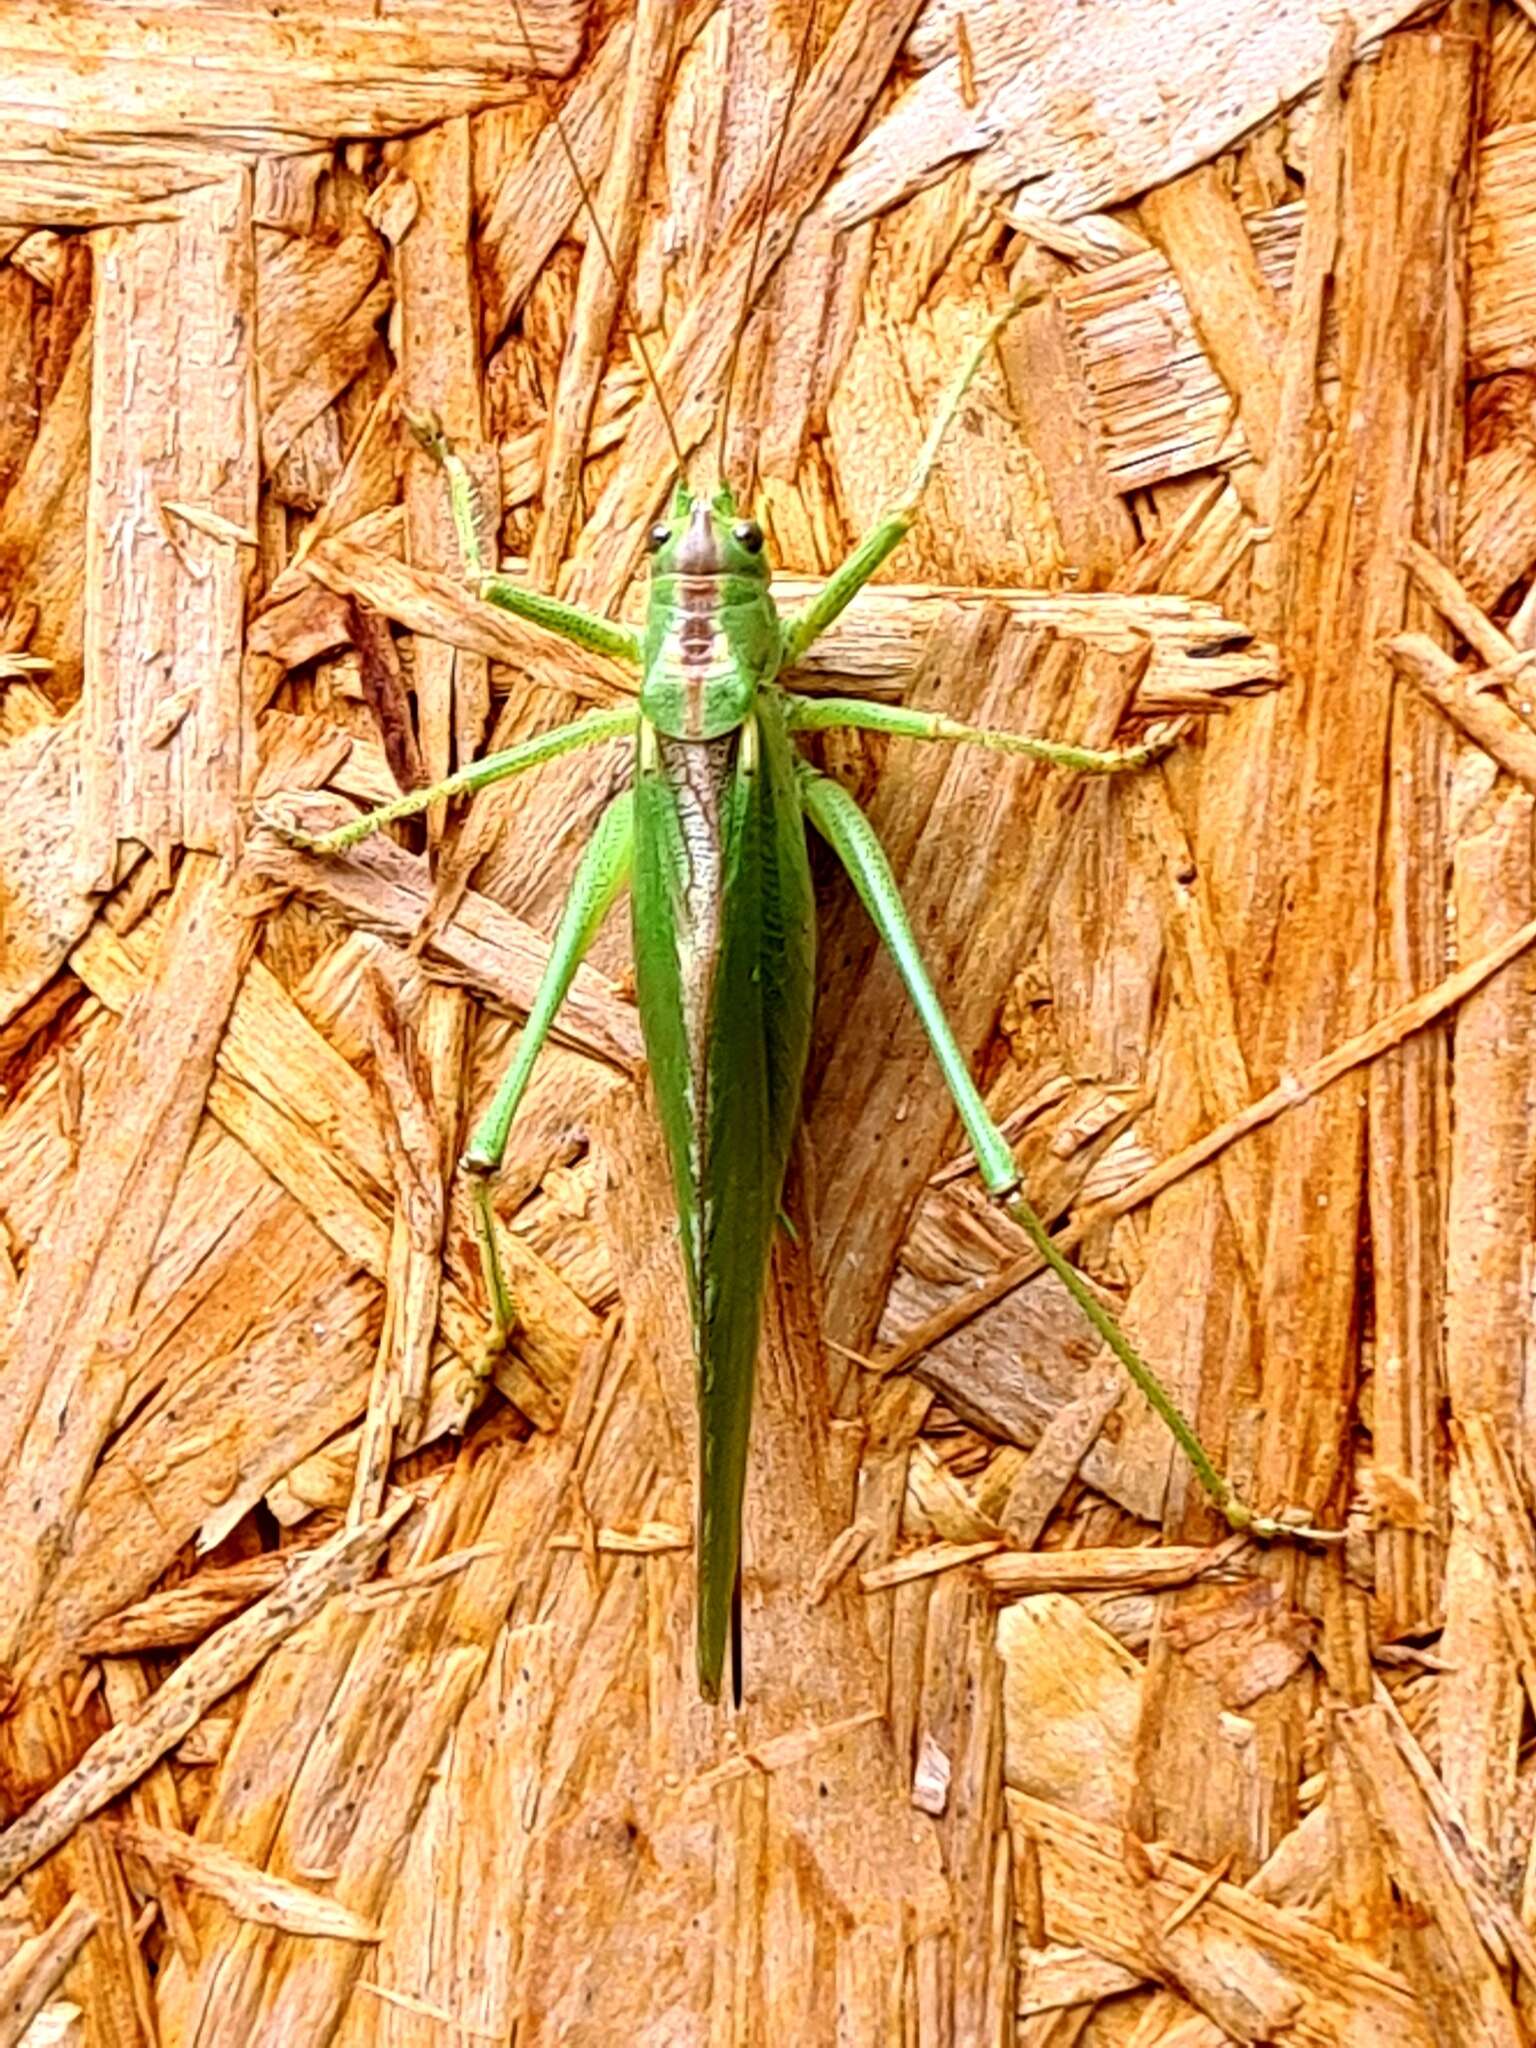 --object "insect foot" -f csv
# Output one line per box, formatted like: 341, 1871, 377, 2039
403, 407, 451, 465
1227, 1500, 1348, 1546
1132, 716, 1193, 765
451, 1348, 500, 1435
248, 796, 336, 854
252, 797, 372, 858
464, 1158, 519, 1360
